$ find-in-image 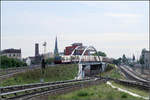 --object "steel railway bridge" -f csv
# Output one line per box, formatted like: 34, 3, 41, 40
62, 45, 107, 79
